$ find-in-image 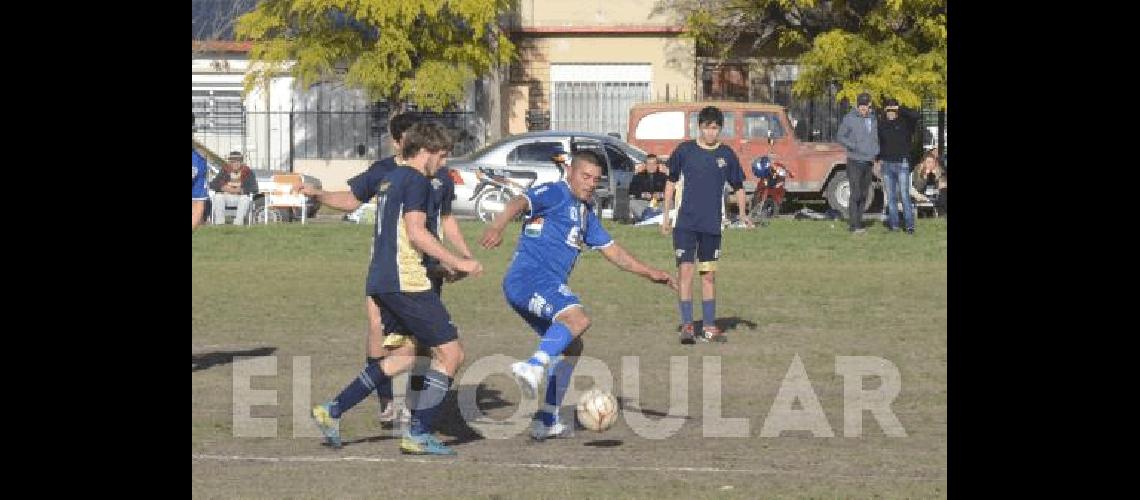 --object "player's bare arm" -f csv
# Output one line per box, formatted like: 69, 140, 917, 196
734, 187, 753, 227
479, 195, 531, 249
442, 214, 473, 258
437, 214, 474, 282
299, 186, 363, 213
599, 242, 677, 291
405, 210, 483, 276
660, 180, 675, 235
